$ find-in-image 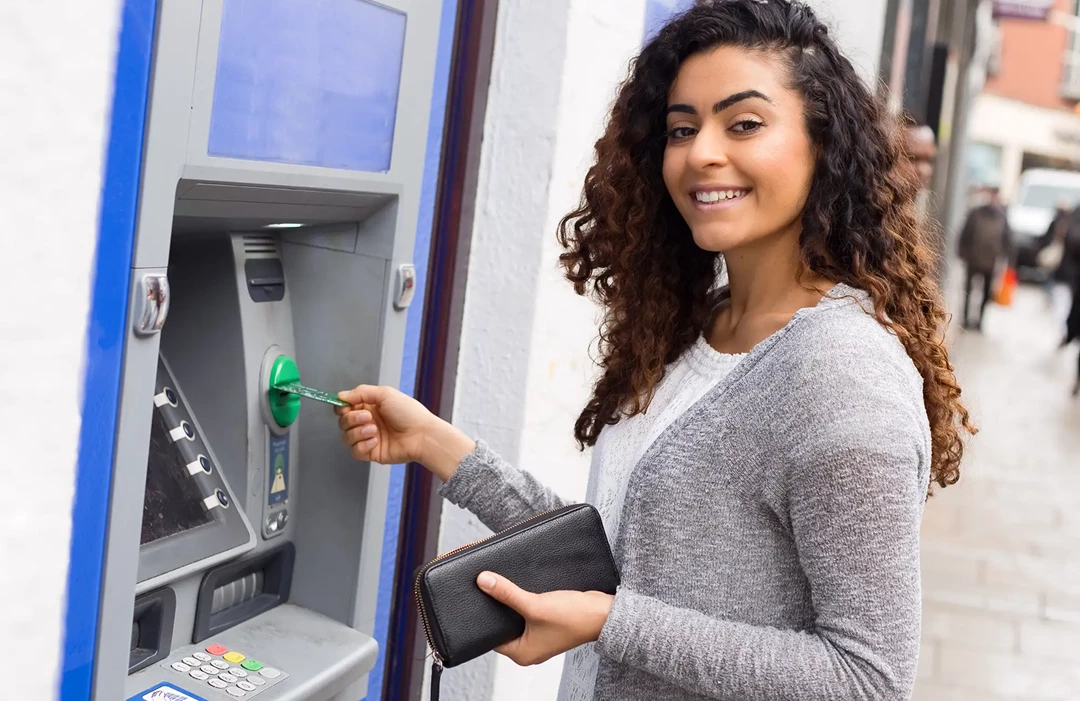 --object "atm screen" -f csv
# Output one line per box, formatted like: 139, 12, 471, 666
141, 410, 214, 545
